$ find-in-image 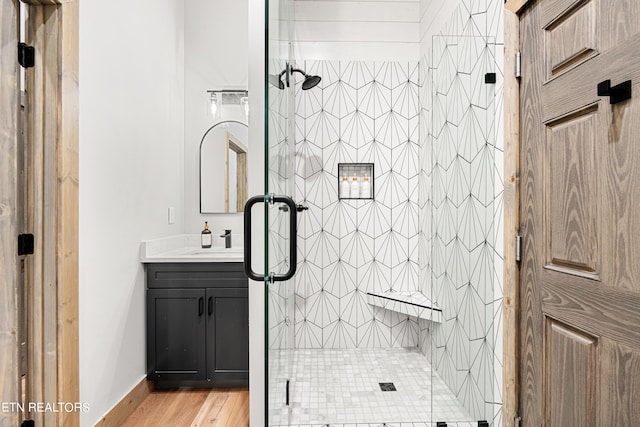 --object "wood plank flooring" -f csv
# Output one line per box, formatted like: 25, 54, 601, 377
121, 388, 249, 427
